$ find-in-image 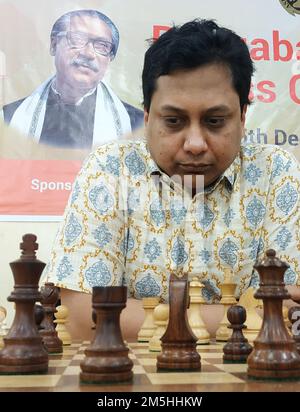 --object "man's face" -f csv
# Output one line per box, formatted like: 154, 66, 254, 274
144, 63, 246, 189
52, 15, 112, 90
